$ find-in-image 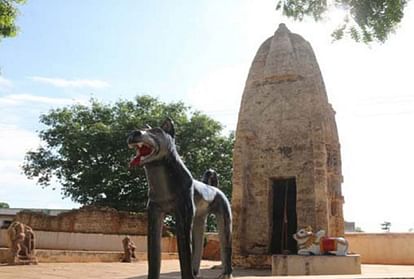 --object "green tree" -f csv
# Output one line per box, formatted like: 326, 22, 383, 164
22, 95, 234, 213
276, 0, 408, 43
0, 202, 10, 208
0, 0, 26, 41
381, 221, 392, 232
